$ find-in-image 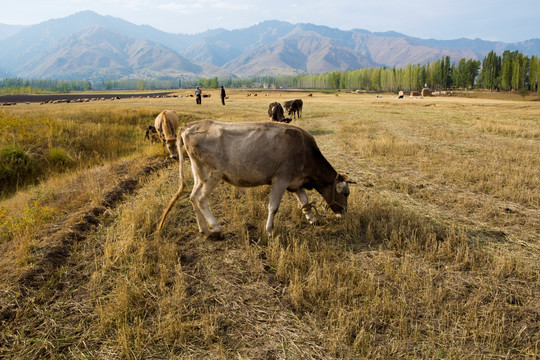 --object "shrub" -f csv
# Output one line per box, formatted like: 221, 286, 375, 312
0, 145, 39, 195
48, 147, 72, 170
